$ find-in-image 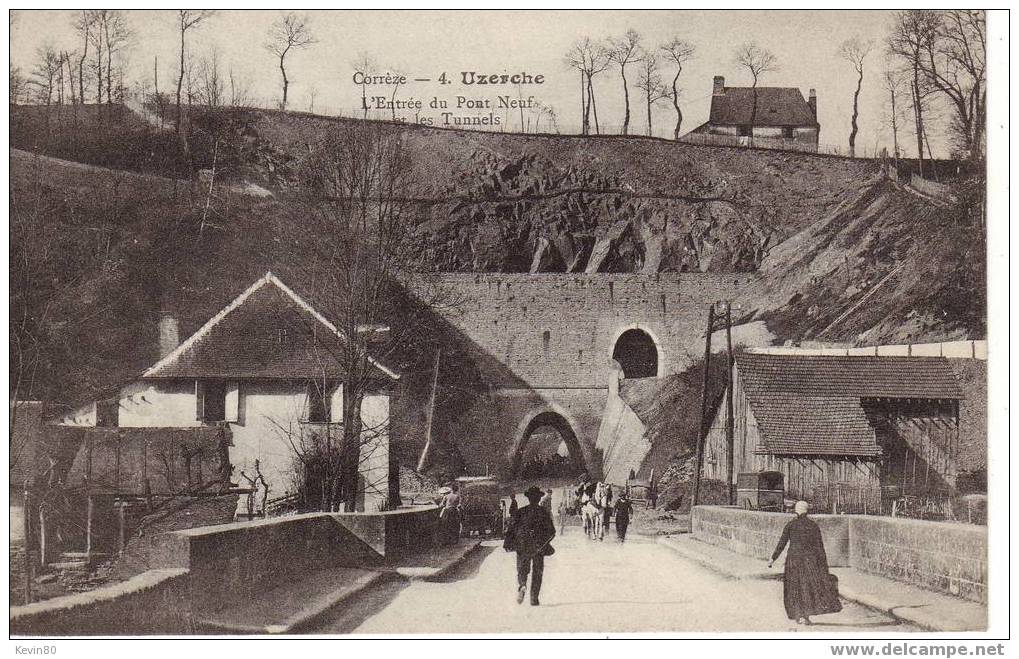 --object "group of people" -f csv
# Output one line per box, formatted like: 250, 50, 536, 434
499, 479, 840, 623
574, 475, 634, 541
